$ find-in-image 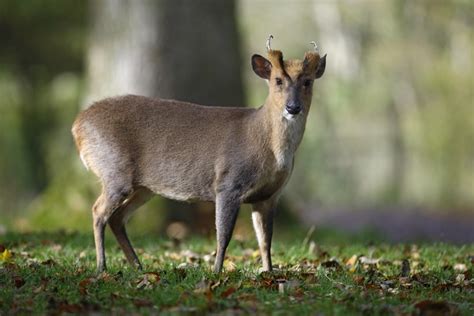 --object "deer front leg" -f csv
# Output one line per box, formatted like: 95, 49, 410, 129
251, 199, 277, 272
213, 193, 240, 273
